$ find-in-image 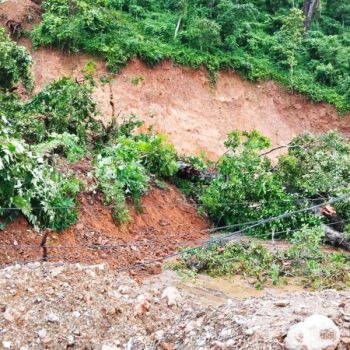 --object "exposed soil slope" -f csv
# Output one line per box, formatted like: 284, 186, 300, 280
25, 47, 350, 159
0, 185, 209, 272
